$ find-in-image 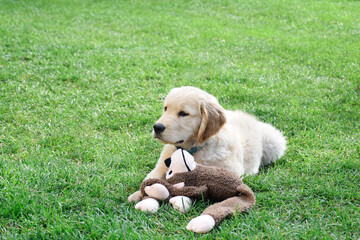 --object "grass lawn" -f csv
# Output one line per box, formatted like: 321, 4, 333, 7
1, 0, 359, 238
